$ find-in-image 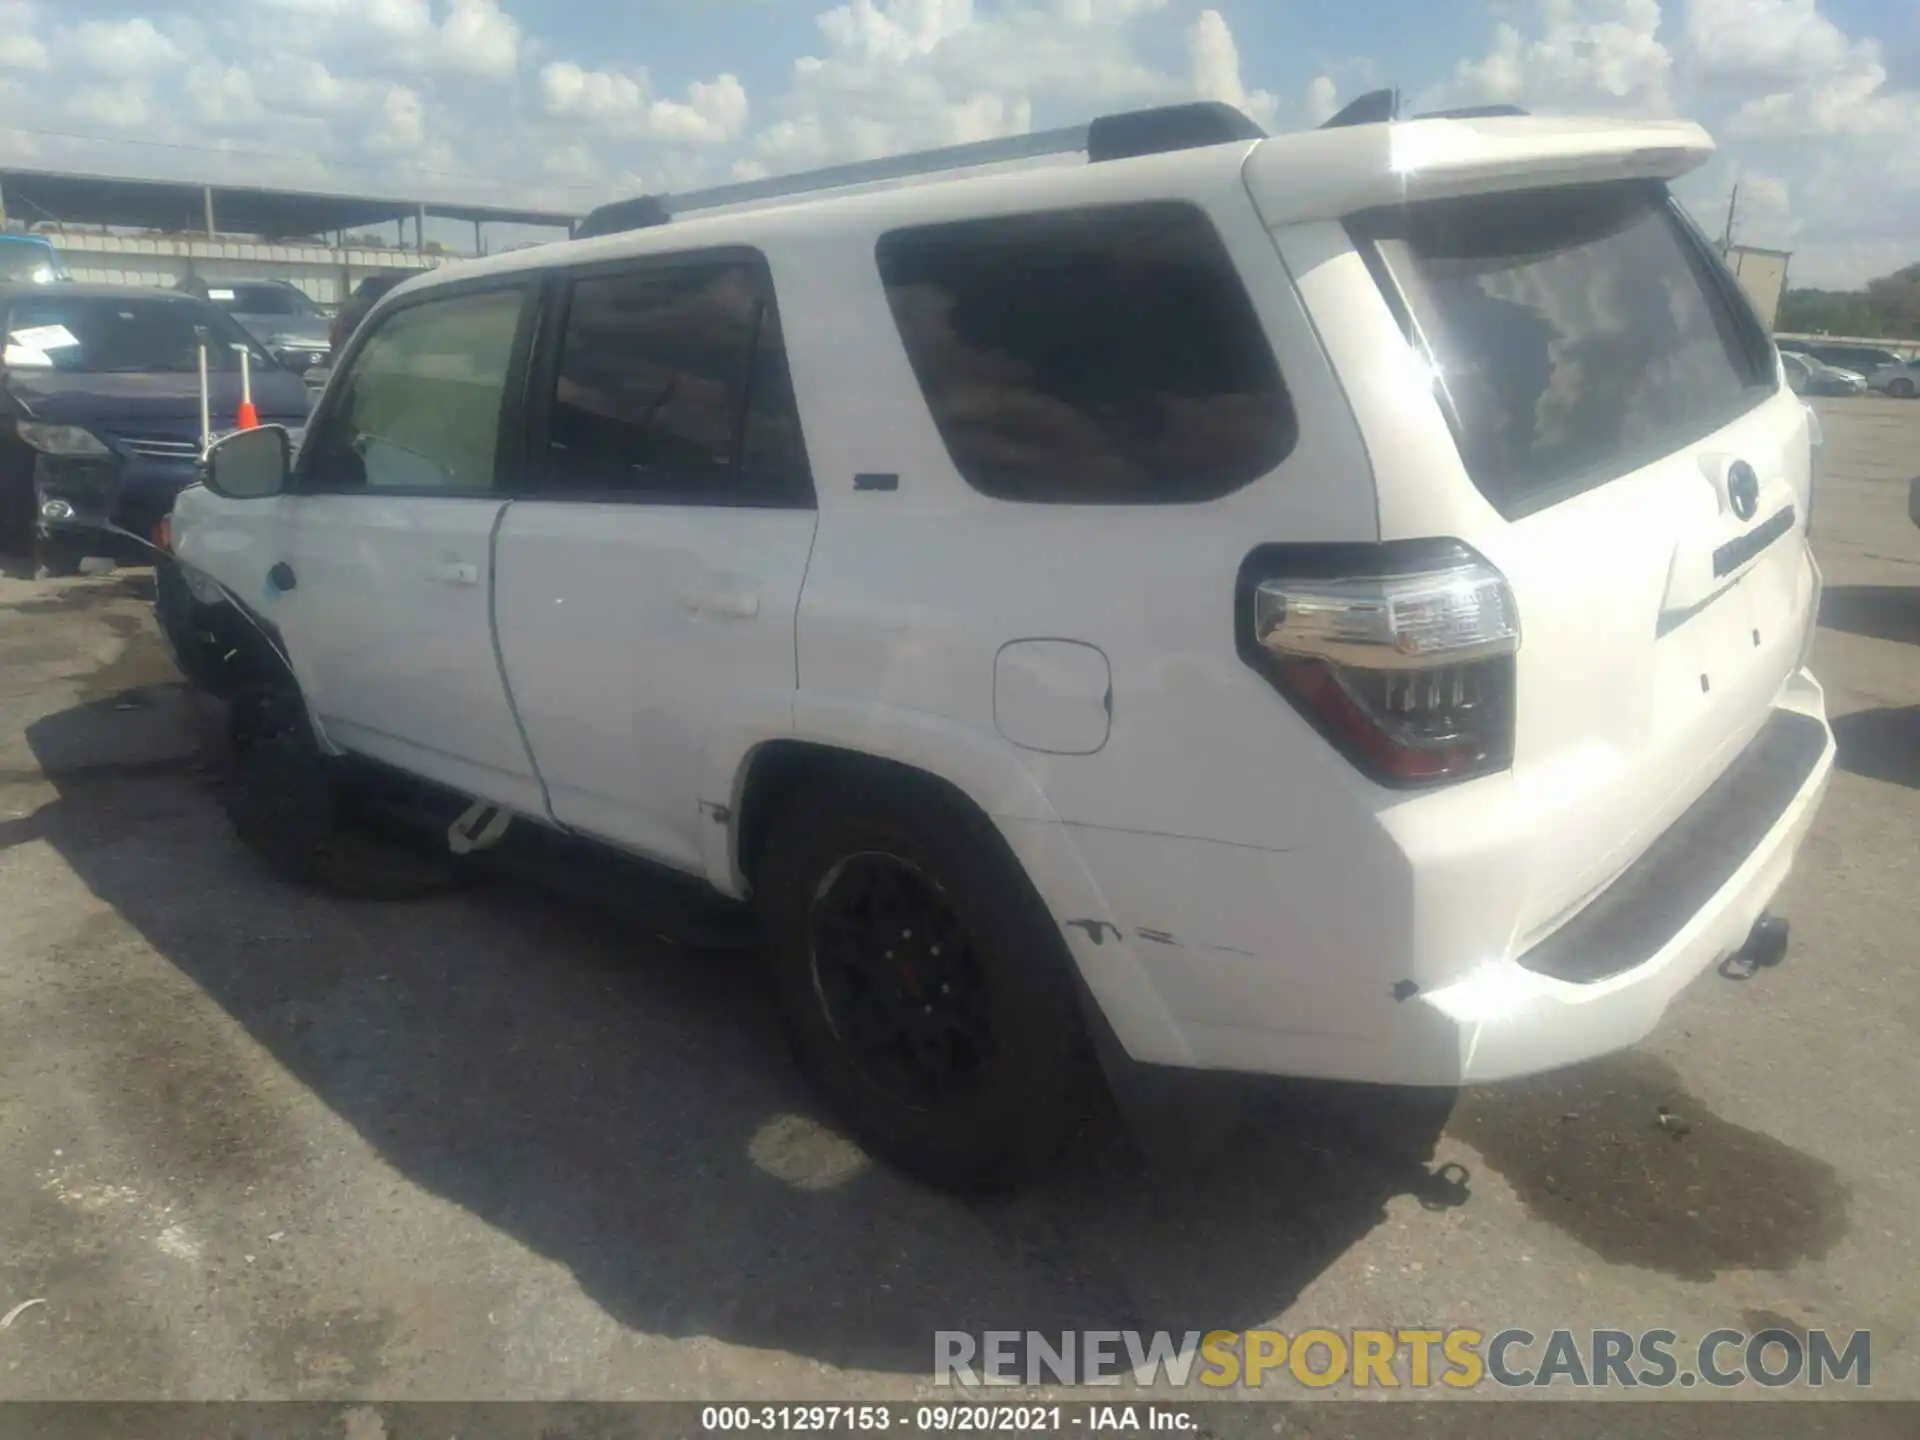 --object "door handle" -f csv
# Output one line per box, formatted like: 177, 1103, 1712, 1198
425, 560, 479, 587
681, 590, 760, 619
